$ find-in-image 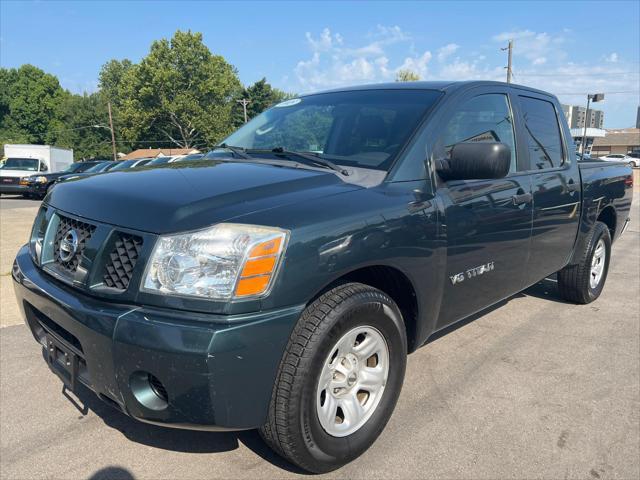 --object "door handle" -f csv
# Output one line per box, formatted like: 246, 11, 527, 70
512, 192, 532, 205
